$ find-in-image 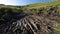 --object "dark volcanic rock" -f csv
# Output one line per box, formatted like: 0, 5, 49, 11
0, 15, 58, 34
